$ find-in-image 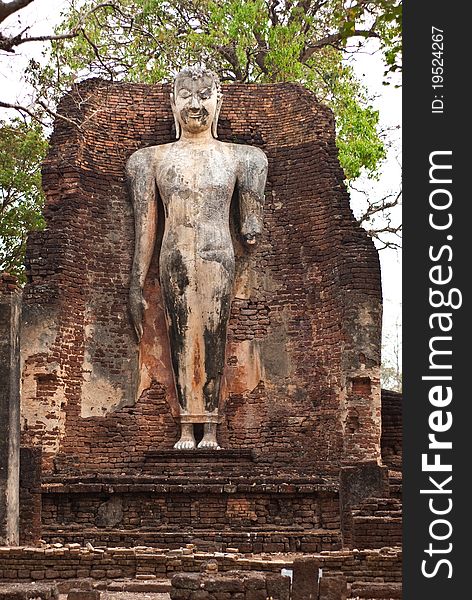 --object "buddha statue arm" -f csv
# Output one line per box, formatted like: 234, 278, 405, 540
126, 148, 158, 342
237, 147, 268, 245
